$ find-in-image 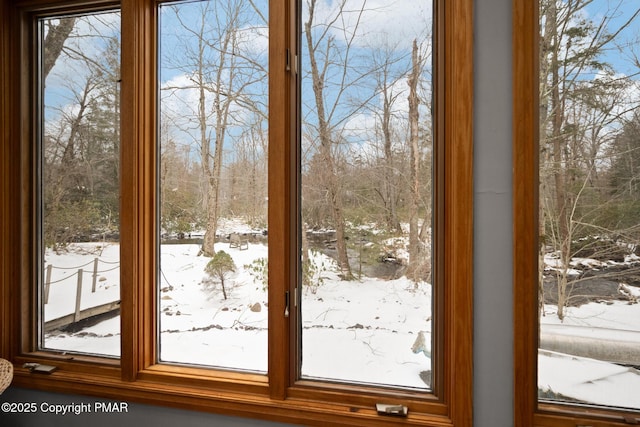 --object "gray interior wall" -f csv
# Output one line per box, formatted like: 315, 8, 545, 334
0, 387, 296, 427
474, 0, 513, 425
0, 0, 514, 425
